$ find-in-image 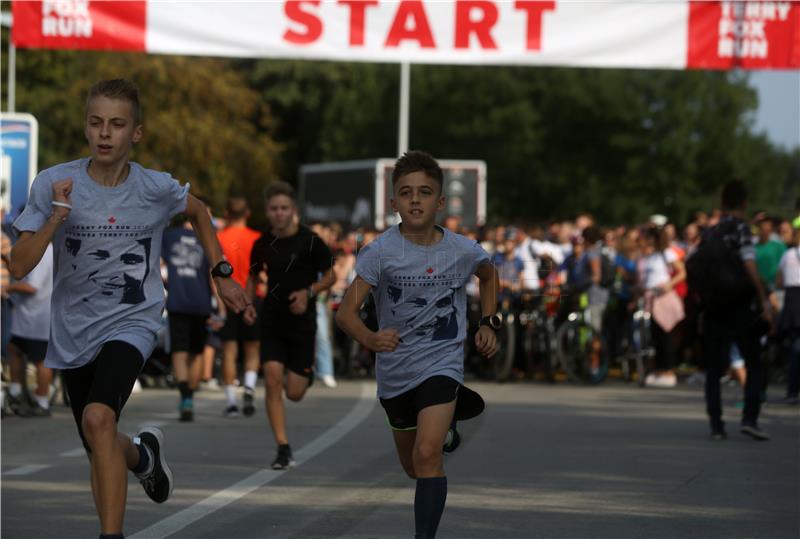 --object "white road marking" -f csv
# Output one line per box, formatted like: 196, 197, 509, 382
59, 448, 86, 458
129, 383, 376, 539
4, 464, 52, 476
